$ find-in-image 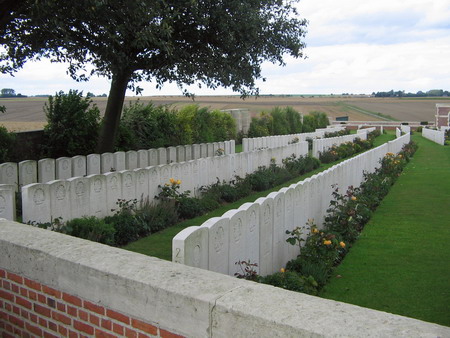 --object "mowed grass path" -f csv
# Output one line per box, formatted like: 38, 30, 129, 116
124, 132, 395, 261
320, 134, 450, 327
